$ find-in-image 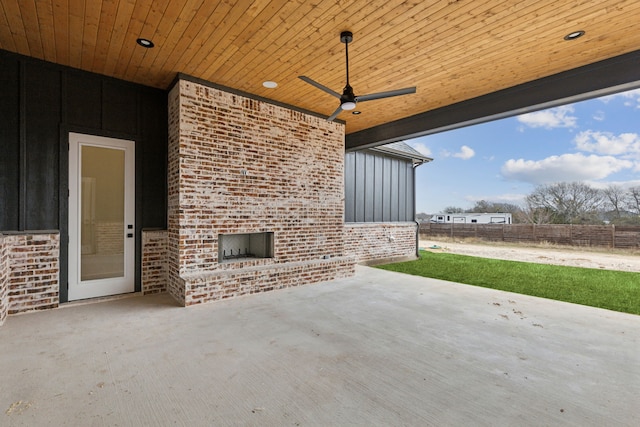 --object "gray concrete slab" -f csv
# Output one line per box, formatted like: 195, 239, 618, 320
1, 266, 639, 426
